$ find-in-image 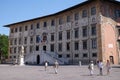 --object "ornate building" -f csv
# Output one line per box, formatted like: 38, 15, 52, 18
4, 0, 120, 65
